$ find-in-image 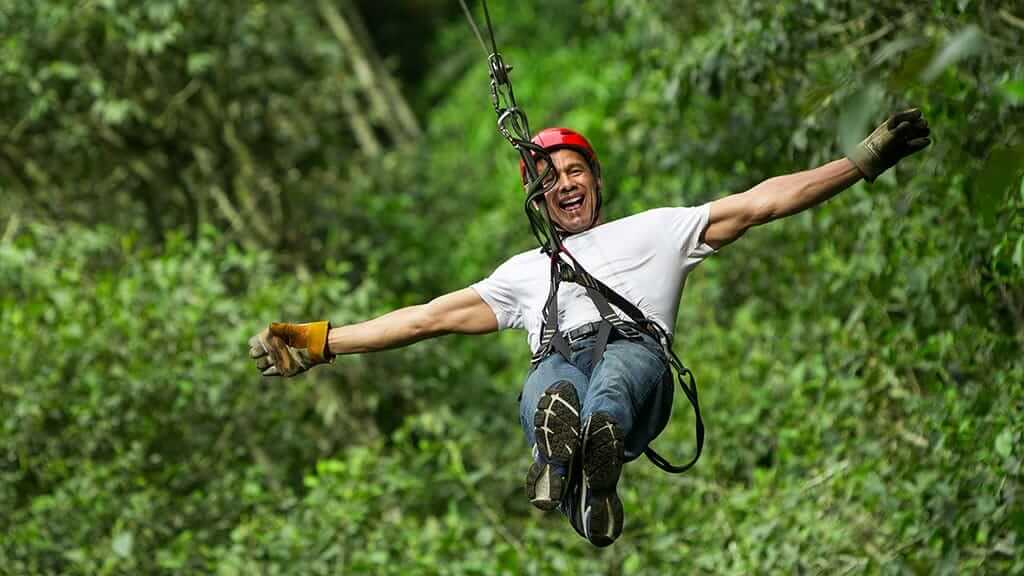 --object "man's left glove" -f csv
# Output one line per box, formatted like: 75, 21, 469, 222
848, 108, 932, 182
248, 320, 333, 377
